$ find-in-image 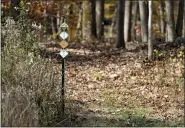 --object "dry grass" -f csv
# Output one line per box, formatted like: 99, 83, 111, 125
1, 57, 62, 126
1, 18, 62, 127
